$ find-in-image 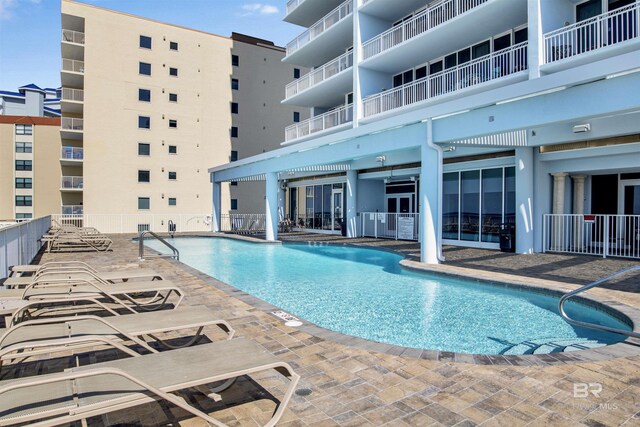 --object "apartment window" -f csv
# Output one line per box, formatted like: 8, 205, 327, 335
138, 143, 150, 156
230, 150, 238, 162
15, 124, 32, 135
232, 54, 239, 66
15, 178, 32, 189
294, 68, 301, 79
293, 112, 300, 123
15, 142, 32, 153
15, 160, 32, 171
231, 78, 239, 90
139, 62, 151, 76
169, 119, 177, 128
231, 126, 238, 138
138, 197, 150, 210
230, 181, 238, 186
231, 102, 238, 114
231, 199, 238, 210
138, 170, 150, 183
169, 41, 178, 51
15, 196, 32, 207
138, 116, 151, 129
168, 197, 177, 206
169, 93, 178, 102
16, 213, 32, 220
138, 88, 151, 102
168, 171, 177, 180
168, 145, 177, 154
169, 67, 178, 77
139, 35, 152, 49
